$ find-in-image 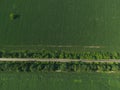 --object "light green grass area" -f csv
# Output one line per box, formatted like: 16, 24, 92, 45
0, 0, 120, 51
0, 72, 120, 90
